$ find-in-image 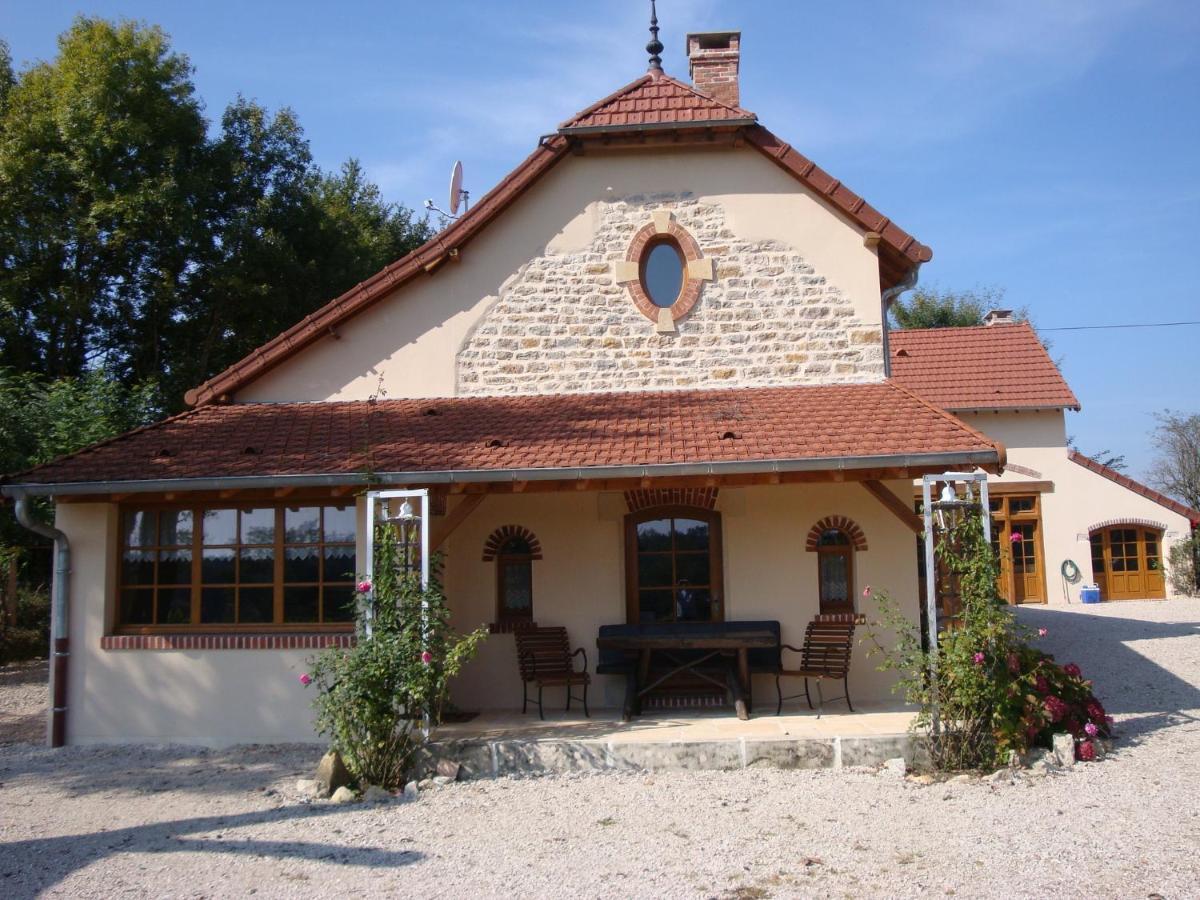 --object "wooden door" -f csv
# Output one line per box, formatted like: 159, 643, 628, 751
990, 495, 1046, 604
1090, 527, 1166, 600
625, 506, 724, 624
